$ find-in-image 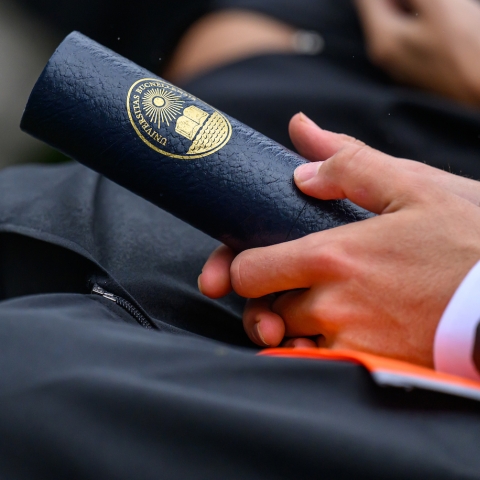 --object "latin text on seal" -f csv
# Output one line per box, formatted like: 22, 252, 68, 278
127, 78, 232, 160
